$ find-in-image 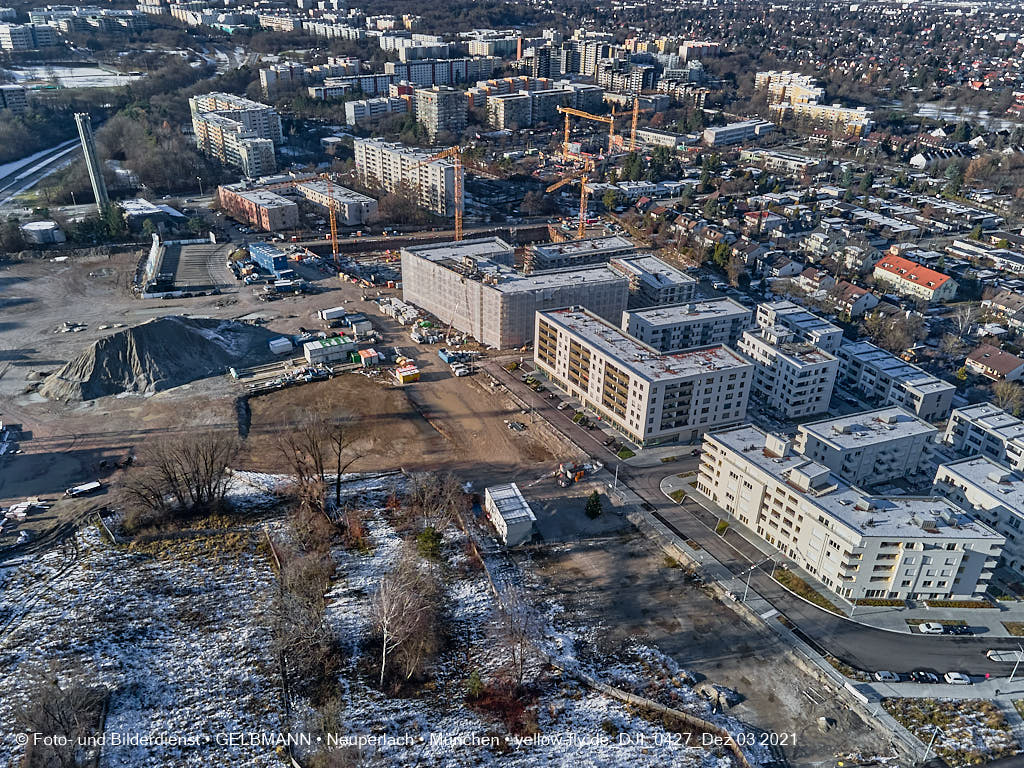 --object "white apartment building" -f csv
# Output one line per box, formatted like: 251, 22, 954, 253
621, 298, 752, 352
344, 96, 408, 125
934, 457, 1024, 576
944, 403, 1024, 471
737, 326, 839, 419
836, 340, 955, 422
353, 137, 456, 217
755, 301, 842, 353
696, 426, 1003, 601
292, 180, 378, 225
189, 93, 282, 176
535, 308, 753, 446
795, 407, 938, 488
607, 255, 698, 308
